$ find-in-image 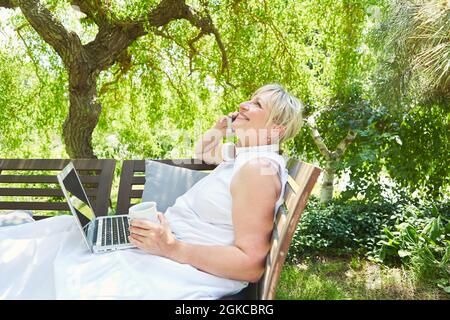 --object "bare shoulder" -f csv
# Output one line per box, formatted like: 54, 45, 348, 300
239, 156, 281, 178
231, 157, 281, 198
